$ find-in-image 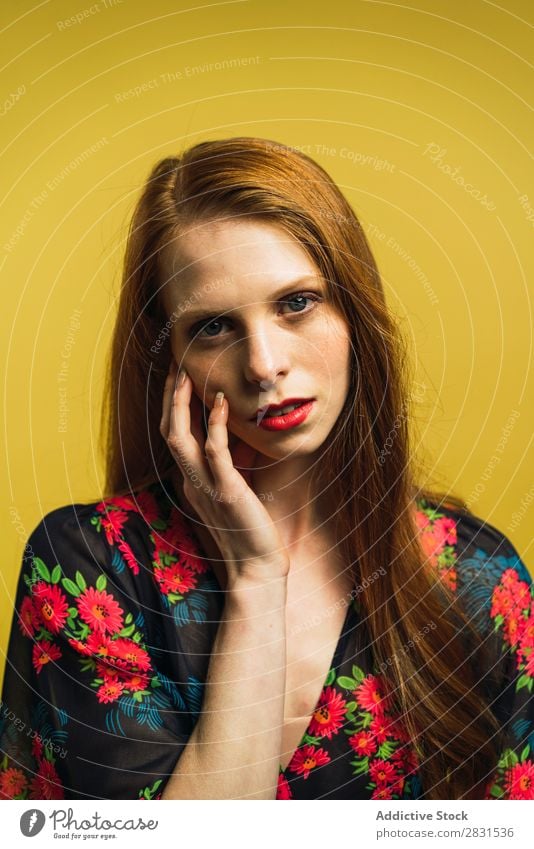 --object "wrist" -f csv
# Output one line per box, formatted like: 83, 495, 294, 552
224, 571, 288, 611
